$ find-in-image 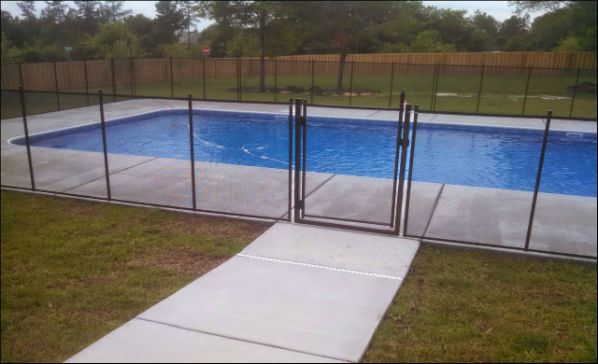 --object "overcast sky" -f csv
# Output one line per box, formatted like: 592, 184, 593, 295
1, 0, 548, 30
